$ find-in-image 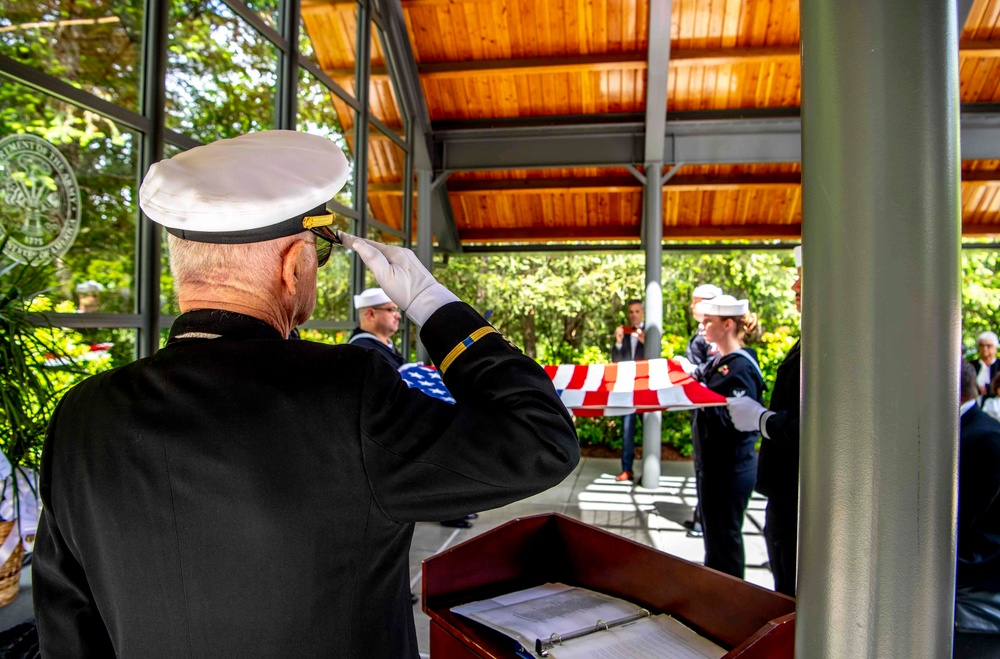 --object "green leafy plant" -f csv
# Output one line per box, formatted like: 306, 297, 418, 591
0, 237, 84, 471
